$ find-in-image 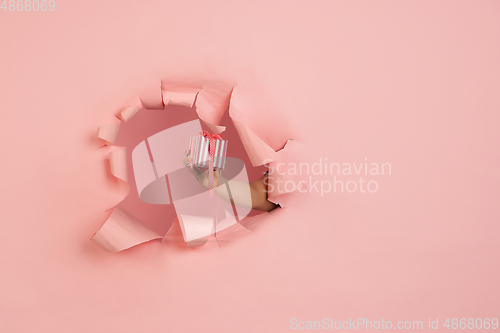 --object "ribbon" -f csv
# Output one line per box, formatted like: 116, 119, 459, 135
200, 131, 222, 196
